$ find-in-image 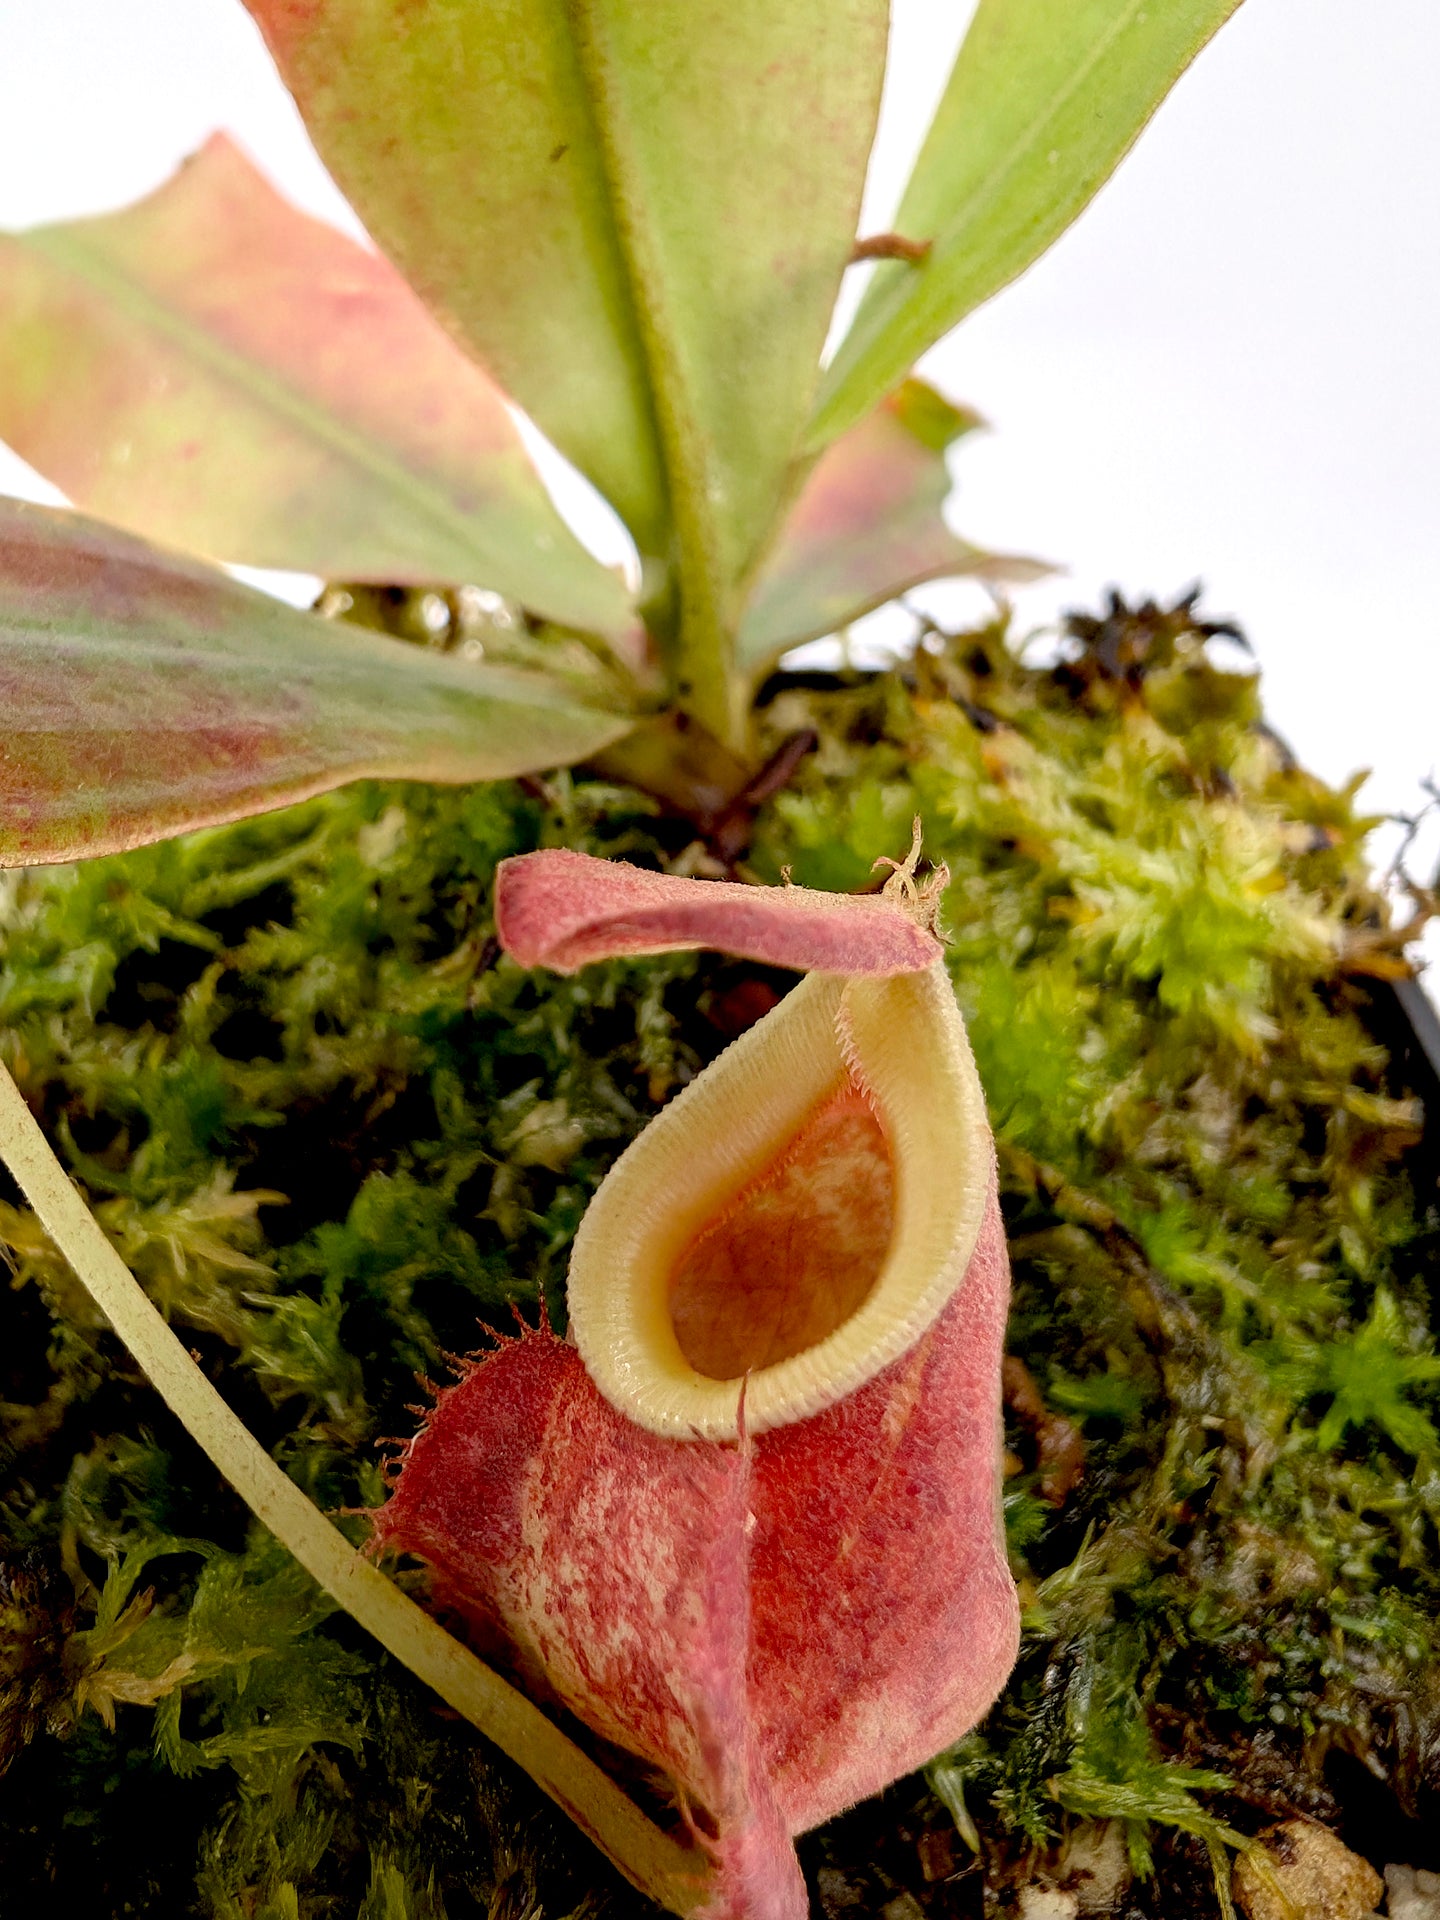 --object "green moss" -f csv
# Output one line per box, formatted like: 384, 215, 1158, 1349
2, 595, 1436, 1915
